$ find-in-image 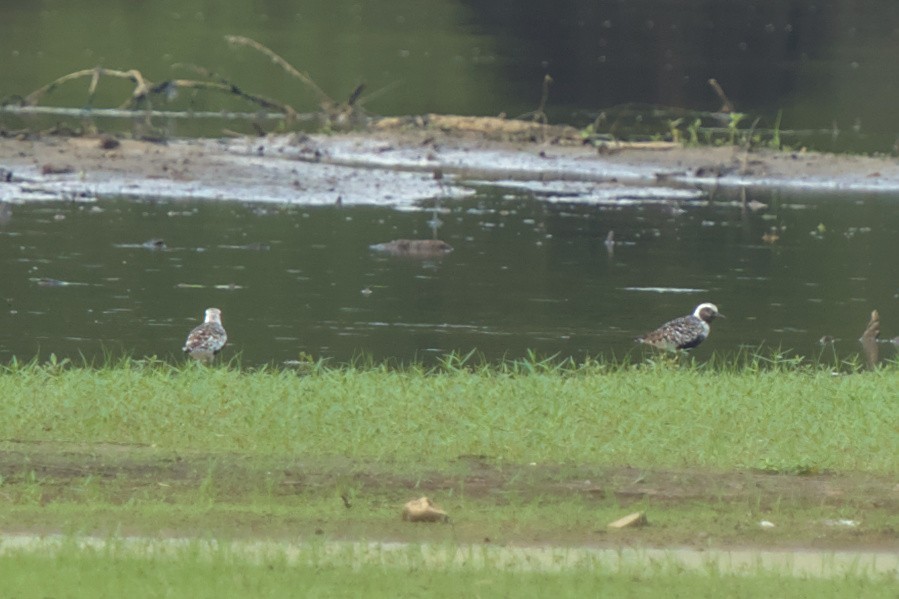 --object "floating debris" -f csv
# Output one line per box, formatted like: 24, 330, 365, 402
818, 335, 835, 346
142, 238, 167, 250
623, 287, 707, 294
176, 283, 244, 290
761, 230, 780, 244
759, 520, 776, 529
218, 242, 272, 251
369, 239, 453, 258
31, 277, 85, 287
401, 497, 449, 523
745, 199, 768, 211
809, 222, 827, 239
